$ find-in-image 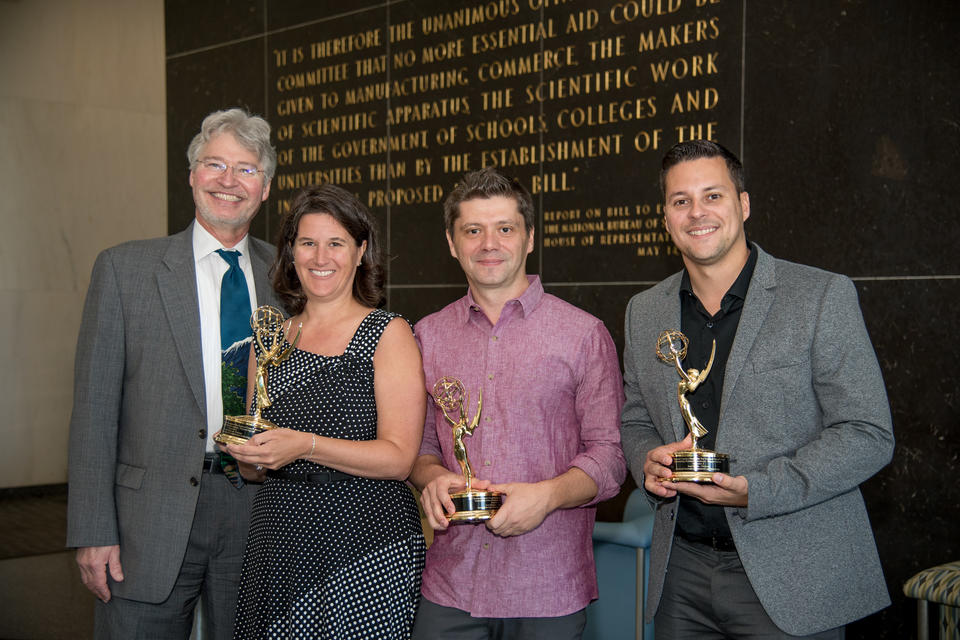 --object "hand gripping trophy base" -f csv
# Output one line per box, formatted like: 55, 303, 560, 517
656, 329, 731, 484
448, 489, 503, 523
432, 376, 502, 524
214, 305, 301, 446
668, 449, 730, 483
215, 414, 279, 446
